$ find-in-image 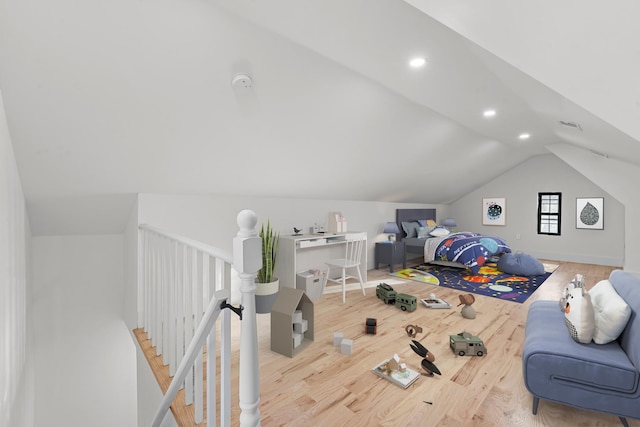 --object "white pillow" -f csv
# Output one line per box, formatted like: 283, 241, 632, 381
429, 227, 450, 237
589, 279, 631, 344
